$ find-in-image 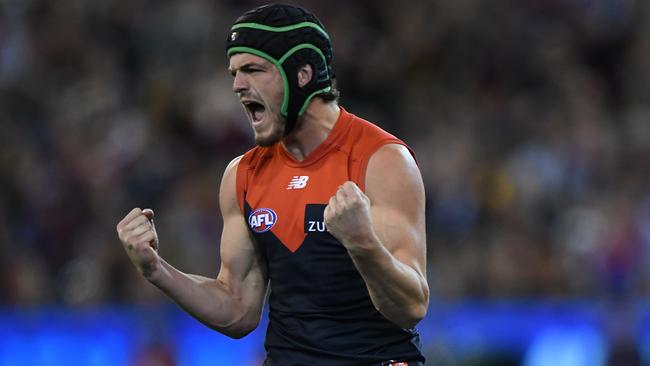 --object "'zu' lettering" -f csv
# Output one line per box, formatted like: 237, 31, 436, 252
308, 221, 326, 232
